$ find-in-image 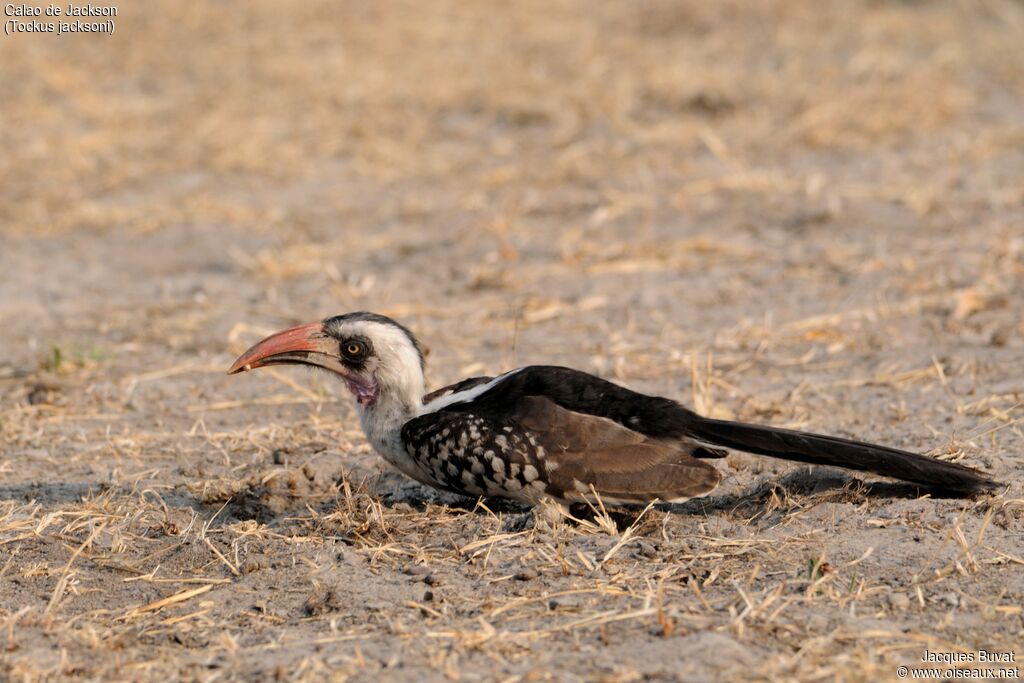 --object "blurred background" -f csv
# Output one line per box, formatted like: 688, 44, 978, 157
3, 1, 1021, 380
1, 2, 1023, 680
3, 0, 1023, 468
